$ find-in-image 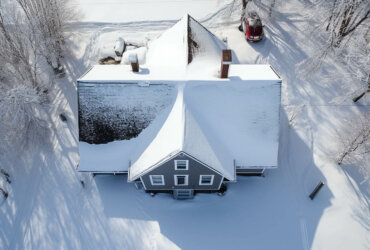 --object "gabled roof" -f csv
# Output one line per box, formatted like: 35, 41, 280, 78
127, 71, 281, 181
128, 86, 235, 181
145, 14, 232, 77
78, 67, 281, 174
77, 14, 281, 177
